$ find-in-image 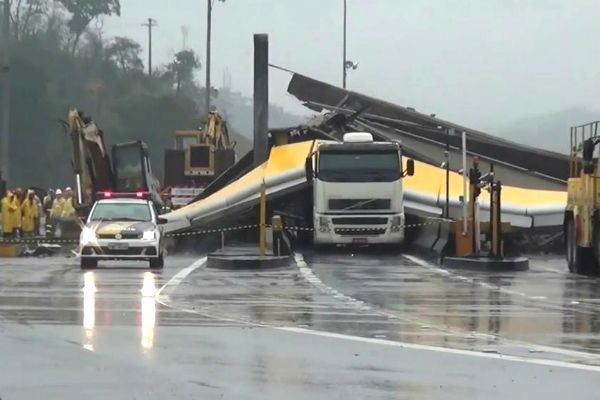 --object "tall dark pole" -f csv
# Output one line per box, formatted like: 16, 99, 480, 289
445, 128, 453, 218
253, 34, 269, 167
142, 18, 157, 76
205, 0, 212, 118
342, 0, 347, 89
1, 0, 10, 185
